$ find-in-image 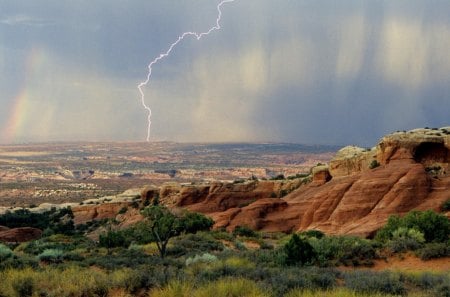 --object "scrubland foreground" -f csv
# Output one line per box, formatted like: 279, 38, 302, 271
0, 204, 449, 297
